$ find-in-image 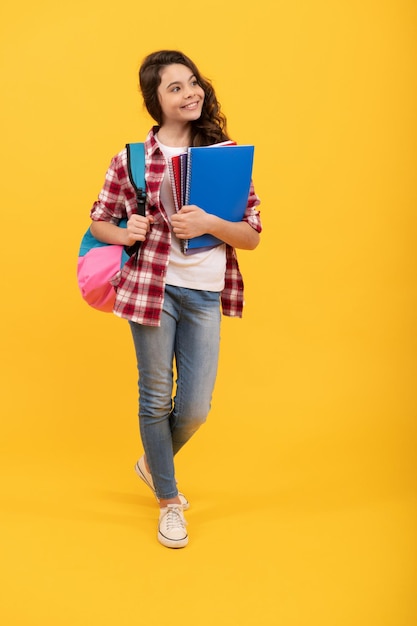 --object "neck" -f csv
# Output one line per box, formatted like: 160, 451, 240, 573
157, 124, 192, 147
